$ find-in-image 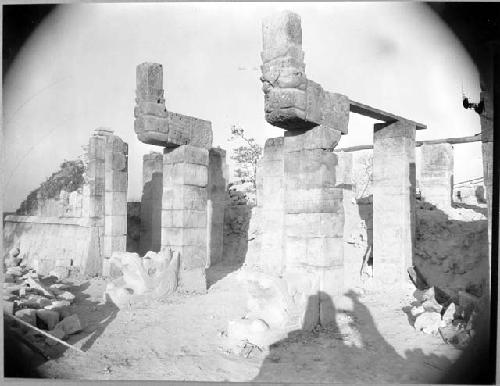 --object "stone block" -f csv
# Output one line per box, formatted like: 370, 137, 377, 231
161, 209, 206, 228
103, 235, 127, 258
161, 227, 206, 248
164, 145, 209, 166
306, 237, 343, 268
136, 62, 165, 102
162, 185, 207, 211
105, 215, 127, 236
54, 314, 82, 335
36, 309, 60, 330
261, 11, 304, 62
283, 125, 341, 153
263, 137, 284, 160
135, 113, 213, 149
104, 192, 127, 216
178, 267, 207, 293
88, 136, 105, 160
15, 309, 37, 326
321, 92, 350, 133
265, 87, 306, 111
285, 188, 343, 214
164, 163, 208, 187
111, 152, 127, 171
105, 171, 127, 193
285, 213, 344, 238
134, 101, 168, 118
